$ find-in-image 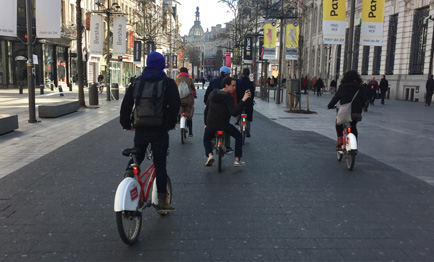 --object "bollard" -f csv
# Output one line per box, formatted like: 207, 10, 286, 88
59, 85, 64, 96
89, 83, 98, 105
69, 83, 72, 91
306, 93, 309, 111
40, 84, 44, 95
